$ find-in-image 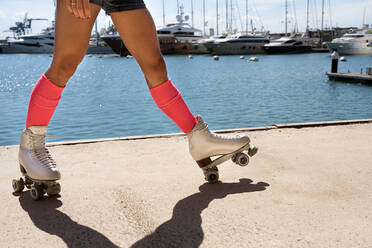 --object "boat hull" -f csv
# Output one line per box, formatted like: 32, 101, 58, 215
263, 46, 312, 54
203, 42, 267, 55
101, 36, 196, 55
0, 43, 114, 55
188, 43, 210, 54
327, 42, 372, 55
0, 43, 53, 53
